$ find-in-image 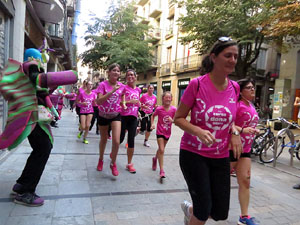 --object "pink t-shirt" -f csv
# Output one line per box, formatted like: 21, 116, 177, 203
96, 80, 124, 115
235, 101, 259, 153
78, 91, 97, 114
140, 93, 157, 114
120, 85, 141, 117
153, 105, 177, 138
180, 74, 240, 158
